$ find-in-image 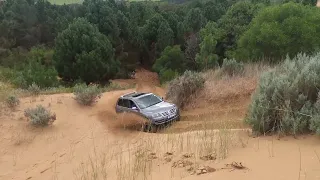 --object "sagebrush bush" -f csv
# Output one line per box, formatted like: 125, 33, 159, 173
166, 70, 205, 108
5, 94, 20, 109
246, 53, 320, 136
24, 105, 56, 127
28, 83, 40, 96
73, 83, 102, 106
221, 58, 244, 76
